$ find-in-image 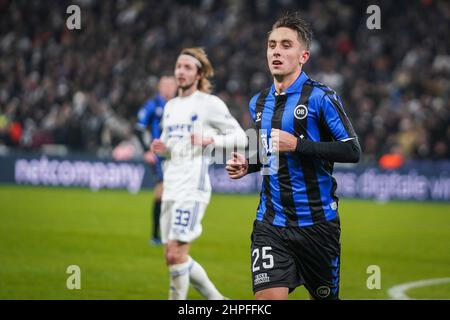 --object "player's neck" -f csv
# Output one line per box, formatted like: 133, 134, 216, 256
273, 68, 302, 94
179, 84, 197, 97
